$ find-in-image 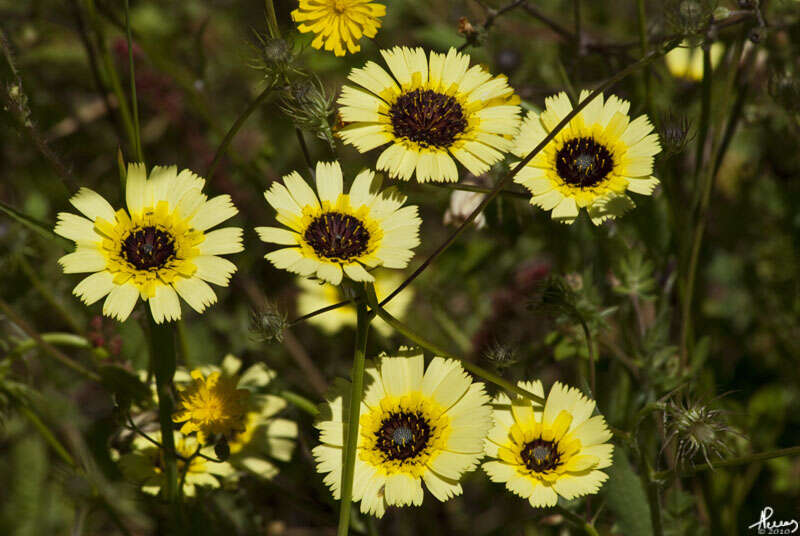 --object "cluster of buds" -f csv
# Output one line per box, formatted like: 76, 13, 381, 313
249, 300, 288, 343
280, 76, 337, 151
